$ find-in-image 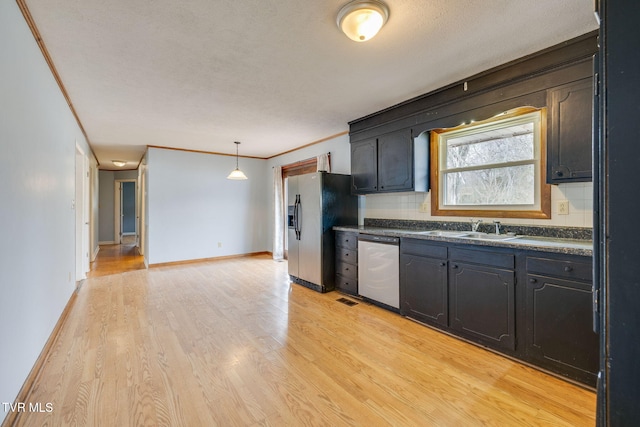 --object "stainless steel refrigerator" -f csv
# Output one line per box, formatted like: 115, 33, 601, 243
287, 172, 357, 293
